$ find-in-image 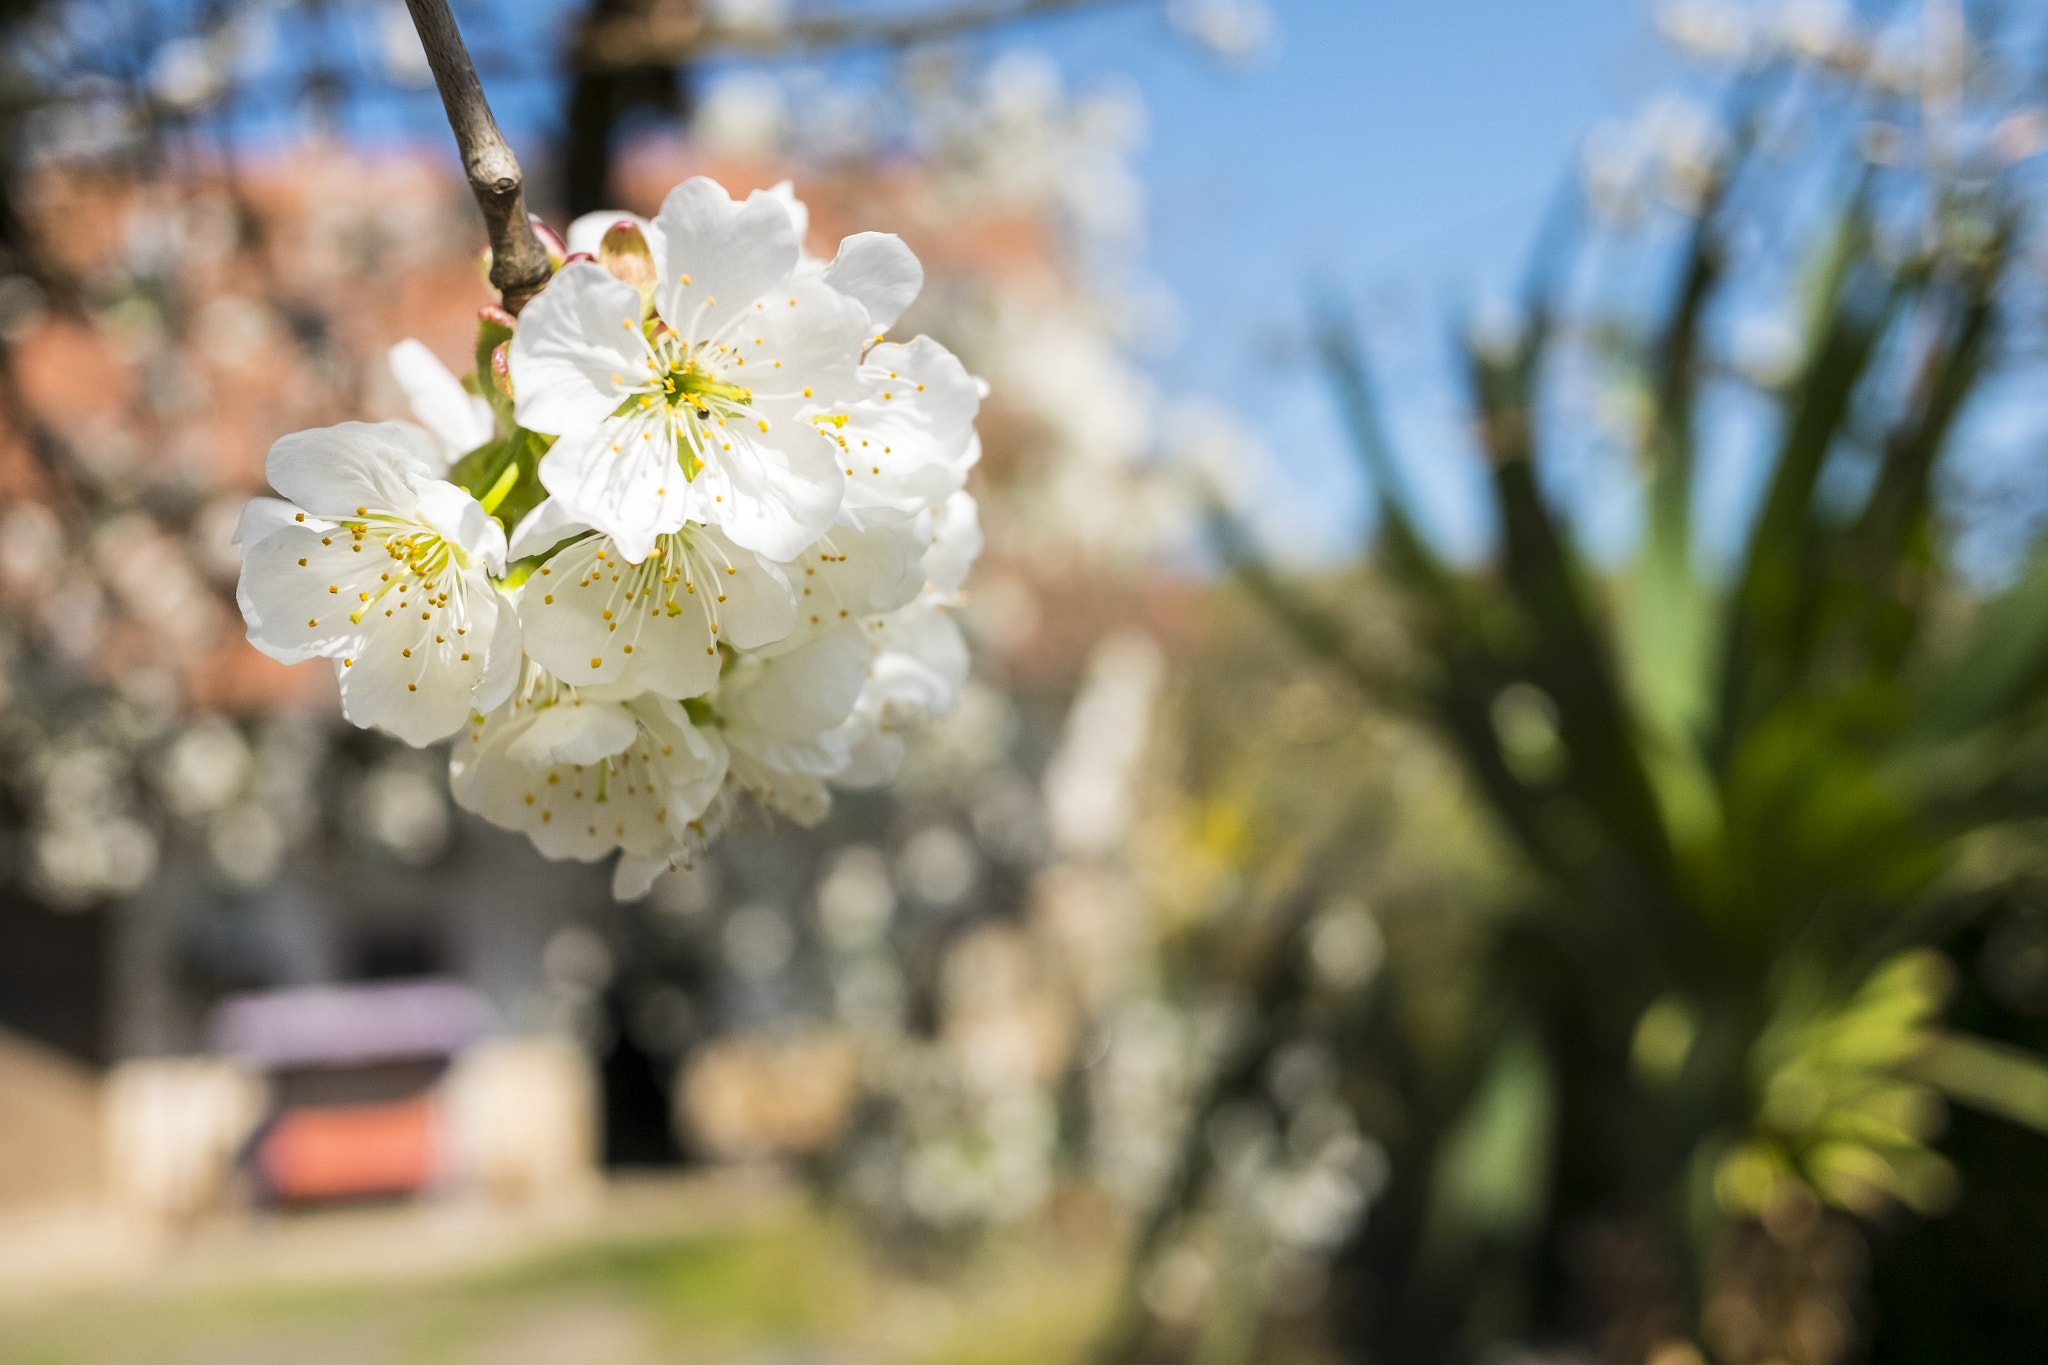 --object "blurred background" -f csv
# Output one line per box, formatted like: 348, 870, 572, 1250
5, 1, 2048, 1362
